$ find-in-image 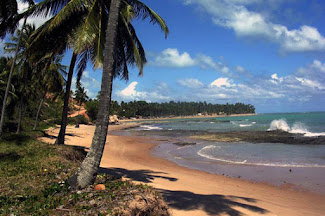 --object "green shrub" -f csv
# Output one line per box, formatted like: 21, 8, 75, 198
85, 100, 99, 122
68, 115, 89, 125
